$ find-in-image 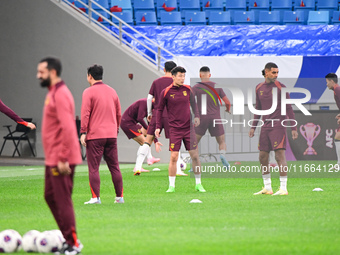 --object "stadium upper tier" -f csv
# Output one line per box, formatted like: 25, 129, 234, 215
71, 0, 340, 25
